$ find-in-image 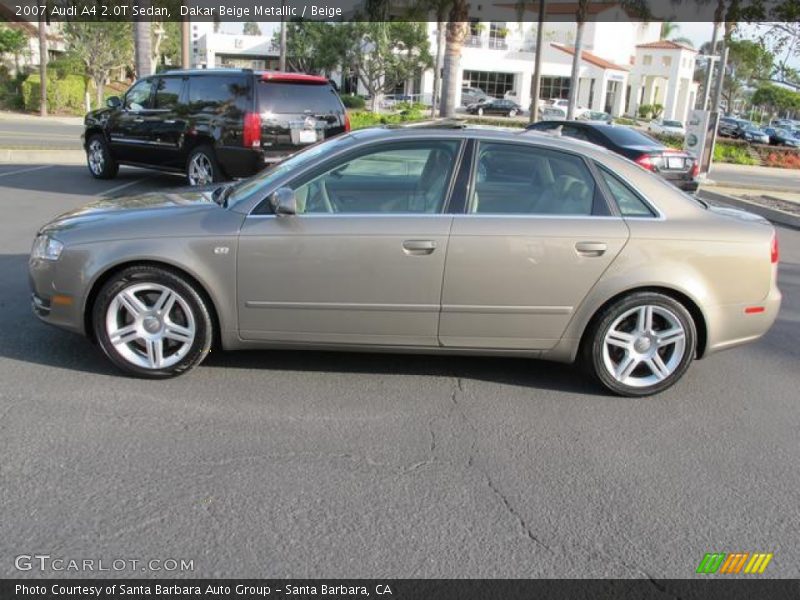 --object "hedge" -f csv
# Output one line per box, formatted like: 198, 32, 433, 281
21, 74, 87, 114
340, 94, 366, 109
